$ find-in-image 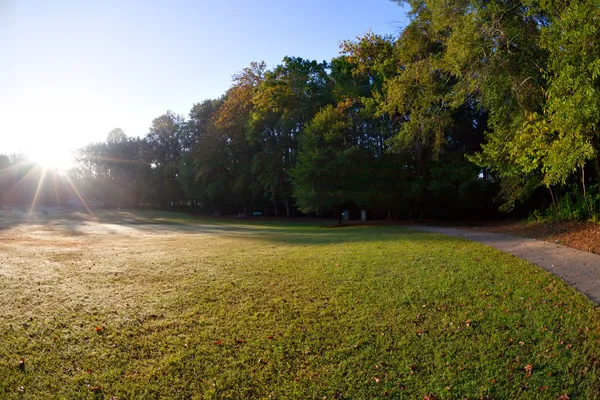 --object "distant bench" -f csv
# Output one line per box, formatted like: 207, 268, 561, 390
251, 212, 262, 216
